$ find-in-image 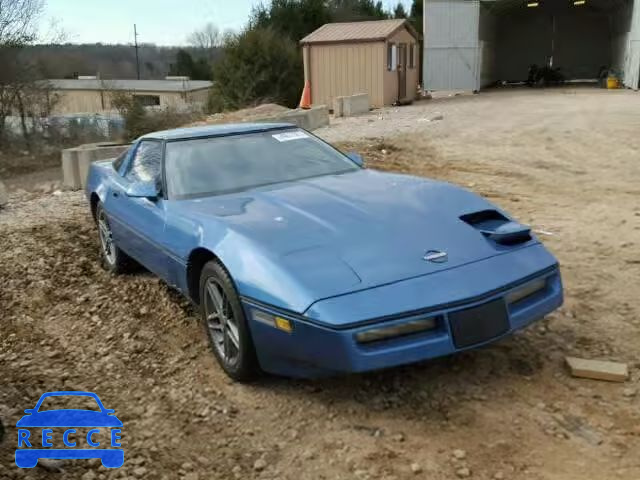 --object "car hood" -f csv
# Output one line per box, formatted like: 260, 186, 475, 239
180, 169, 536, 303
16, 410, 123, 427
